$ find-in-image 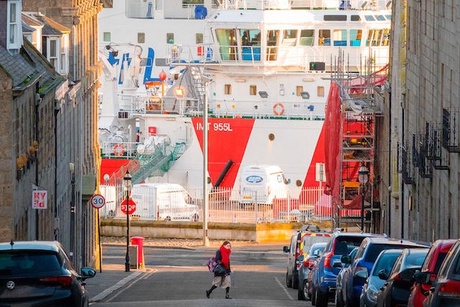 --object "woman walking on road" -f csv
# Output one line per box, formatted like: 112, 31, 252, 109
206, 240, 232, 299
